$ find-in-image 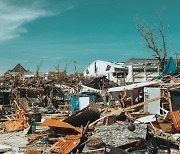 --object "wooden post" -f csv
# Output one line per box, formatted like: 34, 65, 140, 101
132, 65, 134, 83
158, 63, 161, 75
130, 90, 133, 106
174, 52, 179, 67
144, 63, 147, 80
116, 72, 118, 86
123, 72, 126, 85
167, 87, 173, 112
